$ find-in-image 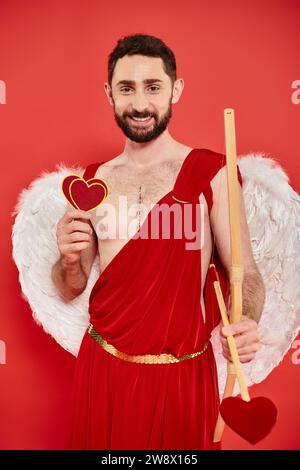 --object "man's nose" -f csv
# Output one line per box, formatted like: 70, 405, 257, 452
131, 89, 149, 112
